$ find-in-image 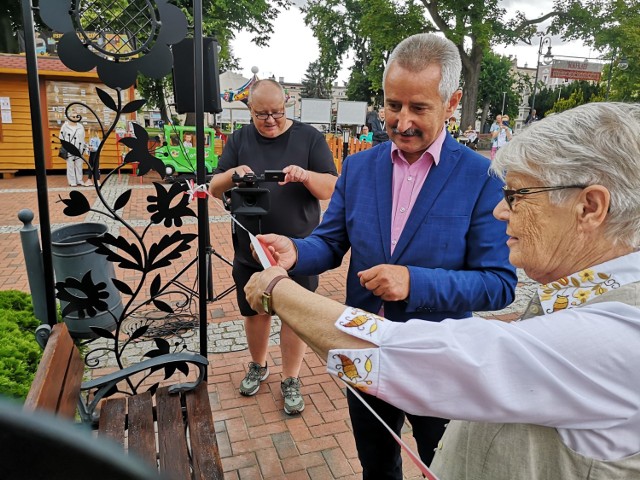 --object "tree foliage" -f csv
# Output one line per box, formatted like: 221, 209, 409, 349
303, 0, 561, 128
476, 52, 529, 131
303, 0, 425, 108
301, 60, 332, 99
557, 0, 640, 101
535, 80, 604, 117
